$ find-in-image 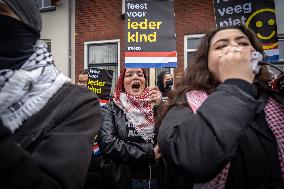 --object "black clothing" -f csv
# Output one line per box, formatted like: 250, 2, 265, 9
0, 14, 38, 70
3, 0, 42, 35
158, 79, 284, 189
99, 100, 158, 189
0, 84, 101, 189
157, 71, 172, 97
